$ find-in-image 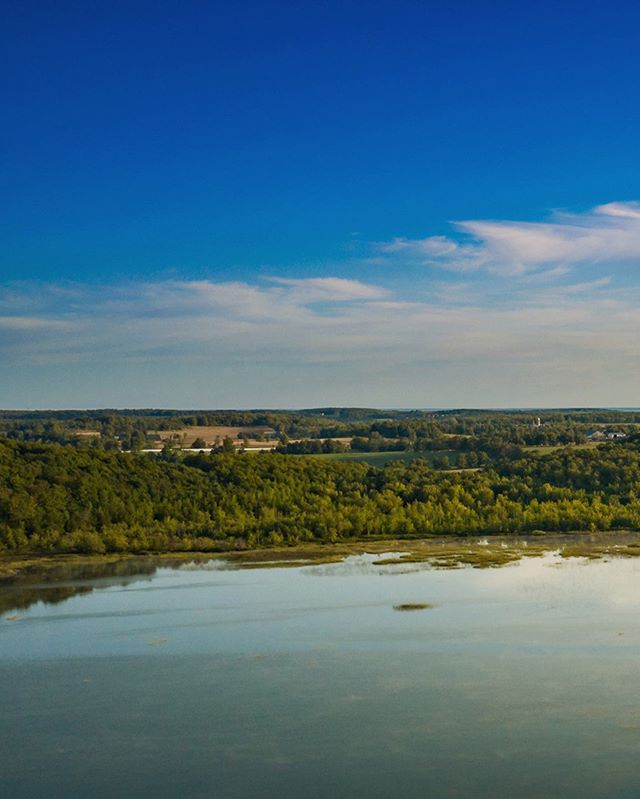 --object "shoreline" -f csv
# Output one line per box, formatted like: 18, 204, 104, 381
4, 530, 640, 581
